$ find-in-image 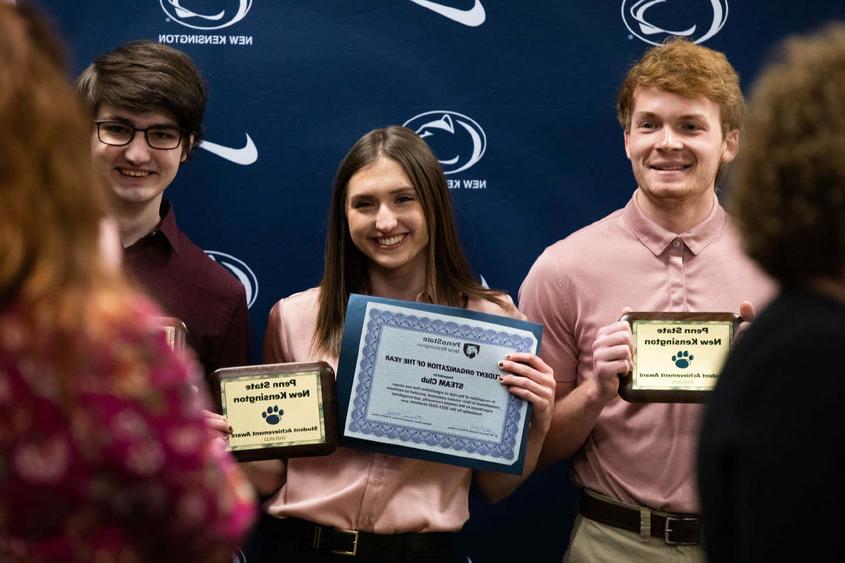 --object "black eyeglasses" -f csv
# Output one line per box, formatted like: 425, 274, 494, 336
94, 120, 185, 150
